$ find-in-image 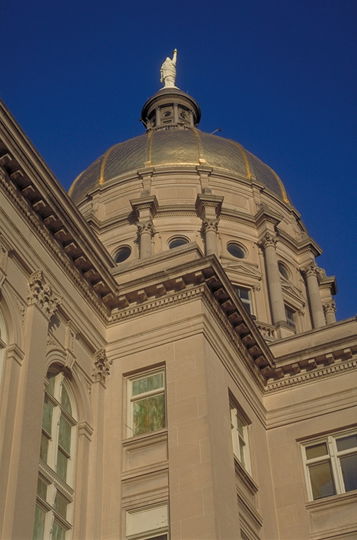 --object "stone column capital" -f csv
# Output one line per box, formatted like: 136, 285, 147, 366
138, 220, 155, 236
130, 194, 158, 219
202, 219, 219, 233
92, 349, 112, 383
27, 271, 61, 319
259, 231, 277, 250
323, 301, 336, 314
303, 263, 320, 279
195, 193, 223, 220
